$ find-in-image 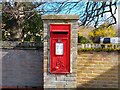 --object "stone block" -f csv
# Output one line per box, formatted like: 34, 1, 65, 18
64, 77, 76, 81
56, 75, 65, 81
64, 85, 76, 88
